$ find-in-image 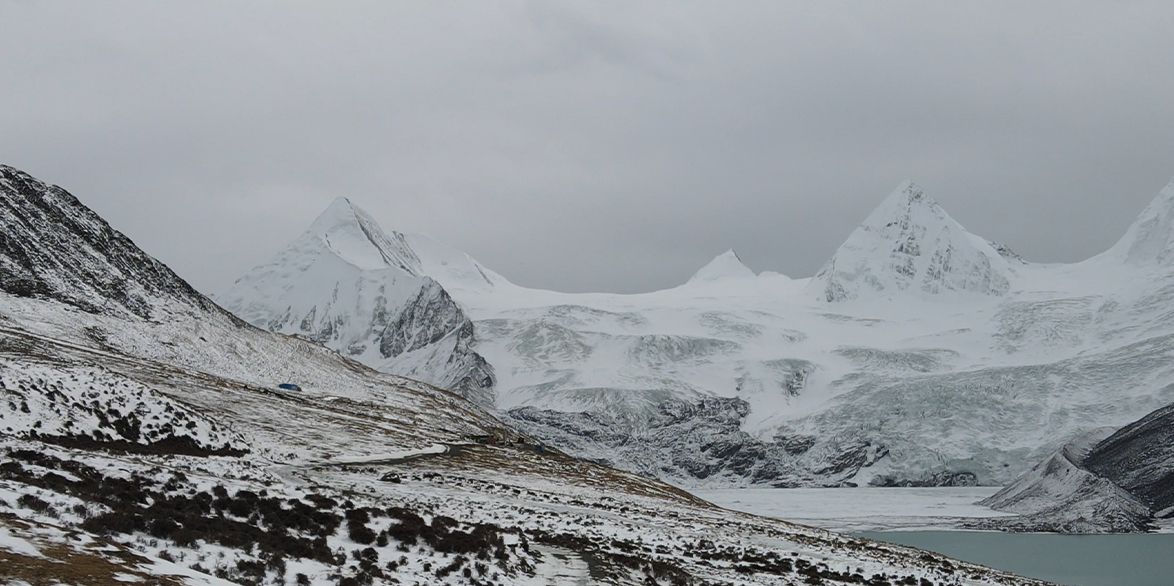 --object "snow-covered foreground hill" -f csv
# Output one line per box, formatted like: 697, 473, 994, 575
225, 173, 1174, 489
1, 164, 1046, 585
